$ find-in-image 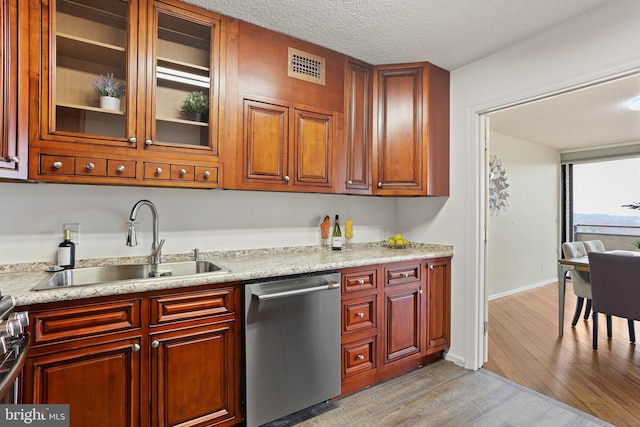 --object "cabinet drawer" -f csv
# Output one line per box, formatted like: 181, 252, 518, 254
342, 294, 376, 335
384, 262, 421, 286
341, 268, 377, 294
107, 159, 136, 178
31, 300, 141, 345
39, 154, 75, 175
170, 164, 195, 180
144, 162, 170, 180
76, 157, 107, 176
195, 165, 219, 183
342, 336, 376, 378
150, 287, 236, 326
